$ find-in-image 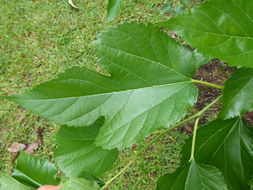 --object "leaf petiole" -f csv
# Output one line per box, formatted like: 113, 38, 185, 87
191, 79, 223, 89
189, 117, 200, 162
